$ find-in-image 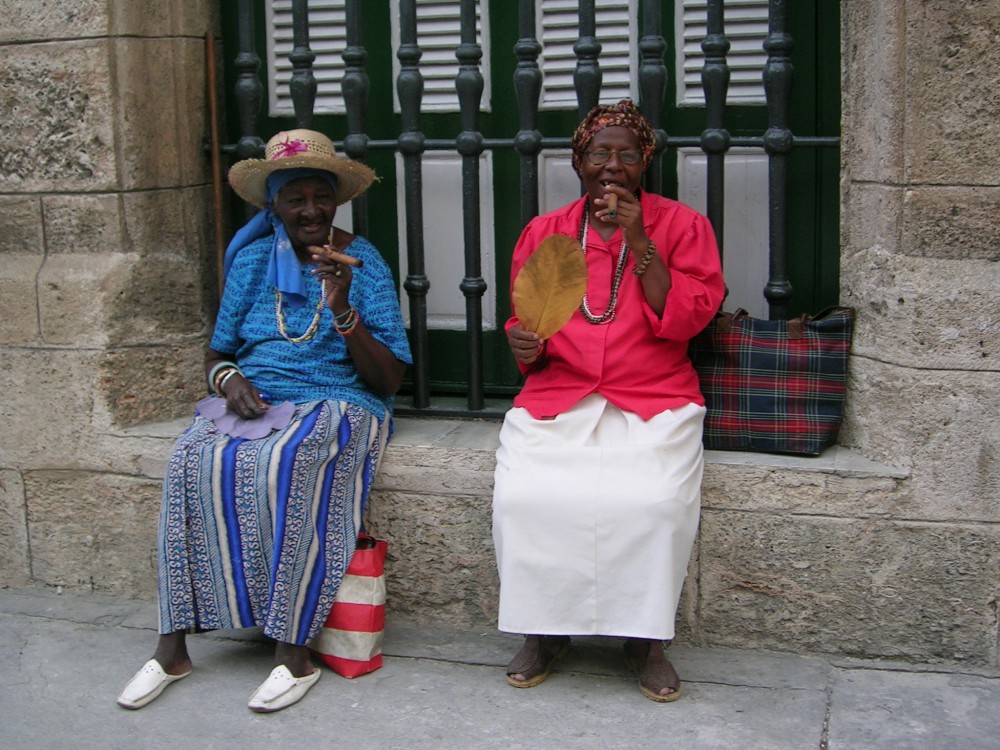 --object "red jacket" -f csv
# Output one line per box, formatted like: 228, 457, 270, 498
507, 192, 725, 420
